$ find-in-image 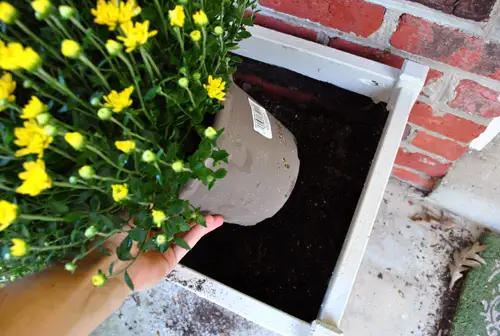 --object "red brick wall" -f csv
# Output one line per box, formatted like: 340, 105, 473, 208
250, 0, 500, 190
